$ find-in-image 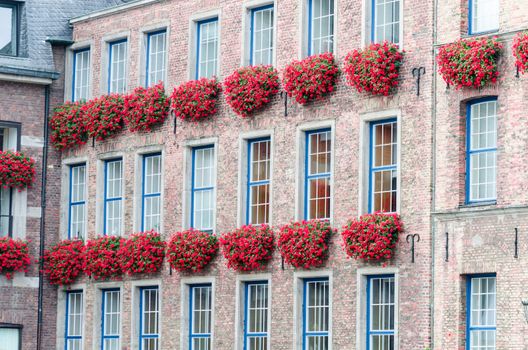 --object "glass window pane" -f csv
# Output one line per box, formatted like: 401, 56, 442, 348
197, 20, 218, 79
373, 0, 401, 45
0, 5, 16, 56
252, 7, 274, 65
74, 50, 90, 101
147, 31, 167, 86
306, 130, 332, 220
310, 0, 334, 54
472, 0, 499, 33
304, 280, 329, 350
0, 327, 20, 350
109, 41, 127, 93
